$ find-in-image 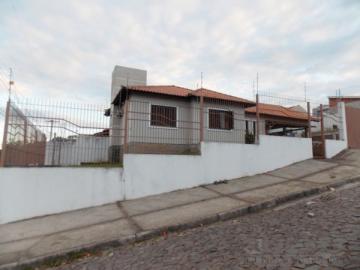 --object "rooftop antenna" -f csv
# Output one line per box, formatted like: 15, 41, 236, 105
8, 68, 14, 100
